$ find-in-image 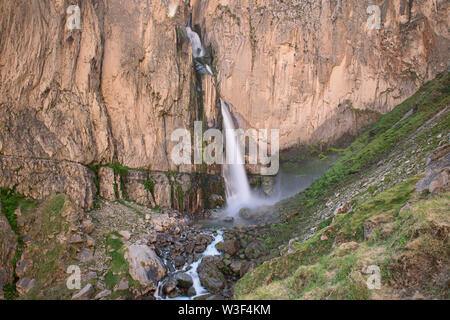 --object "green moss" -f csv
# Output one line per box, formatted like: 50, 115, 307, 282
143, 178, 155, 199
235, 177, 420, 299
106, 163, 130, 199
